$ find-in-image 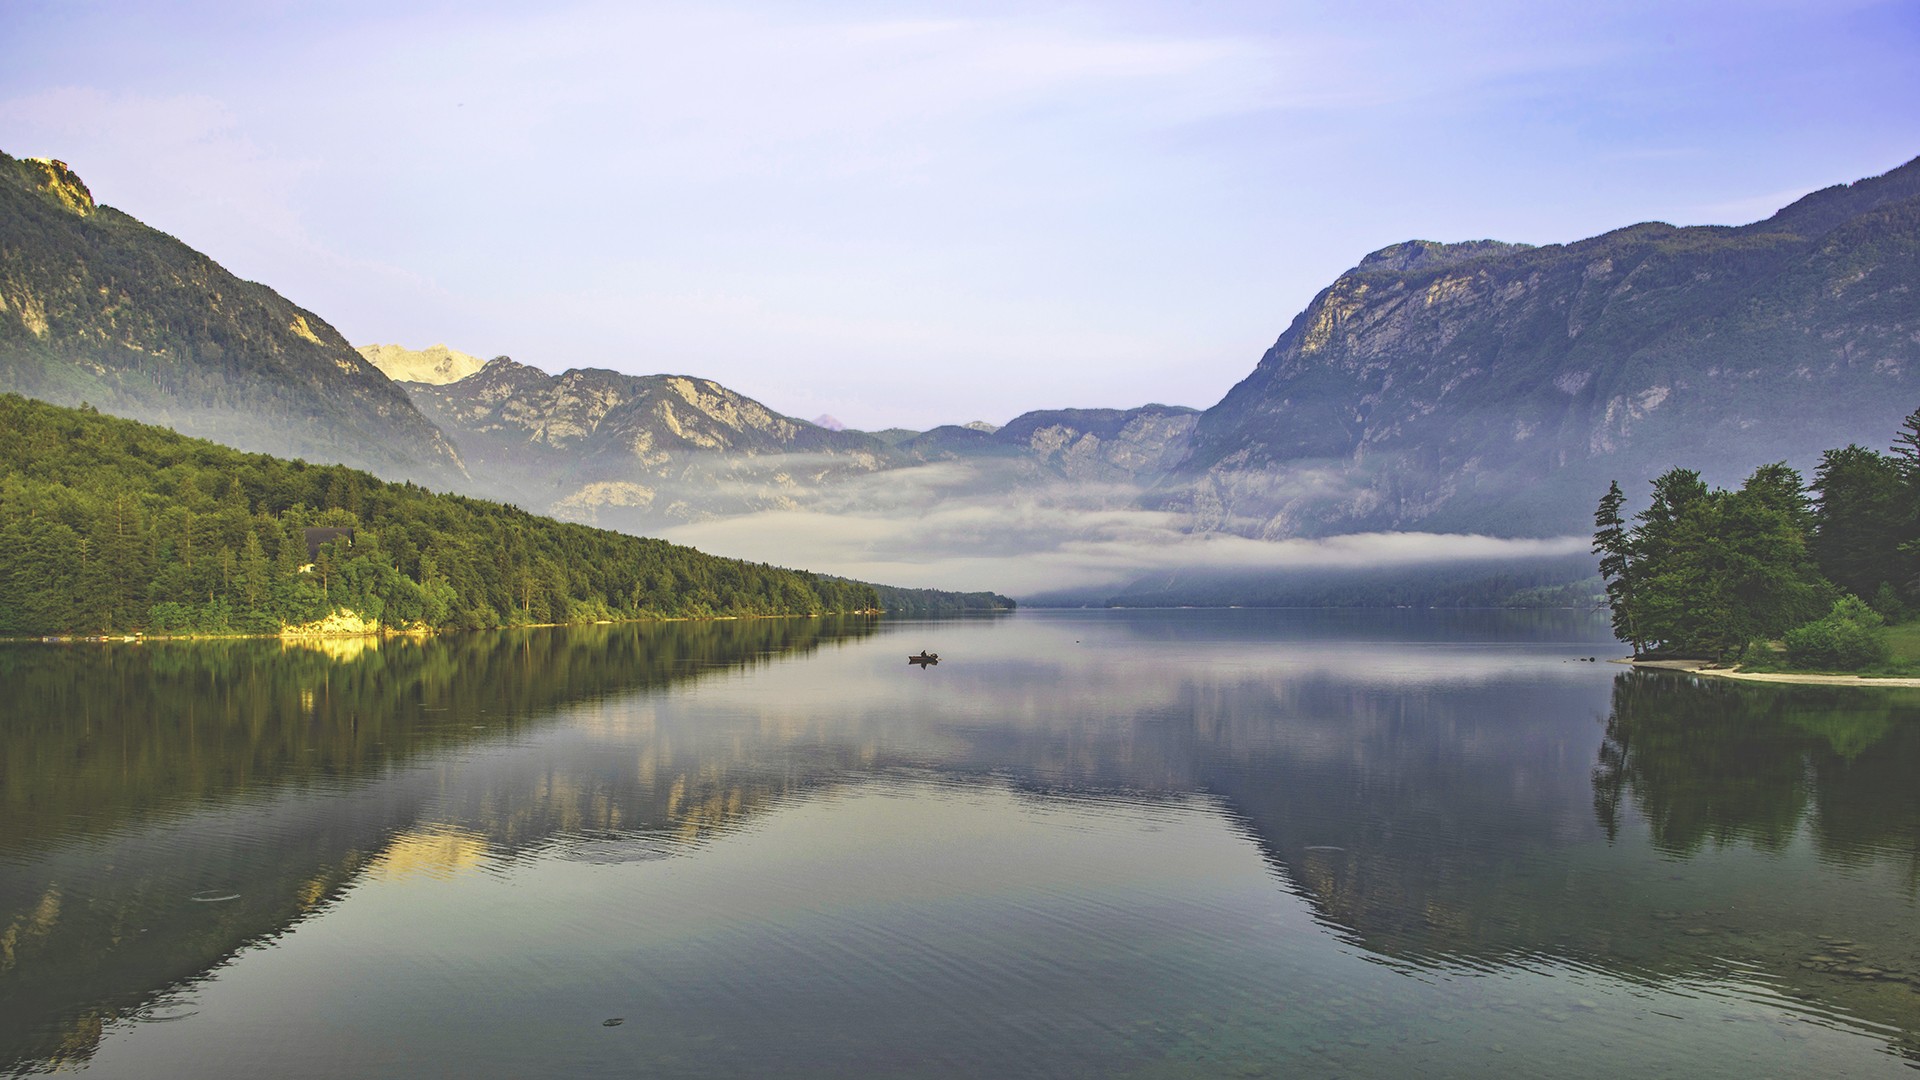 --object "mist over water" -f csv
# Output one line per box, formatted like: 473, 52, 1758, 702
4, 611, 1917, 1078
649, 459, 1590, 594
